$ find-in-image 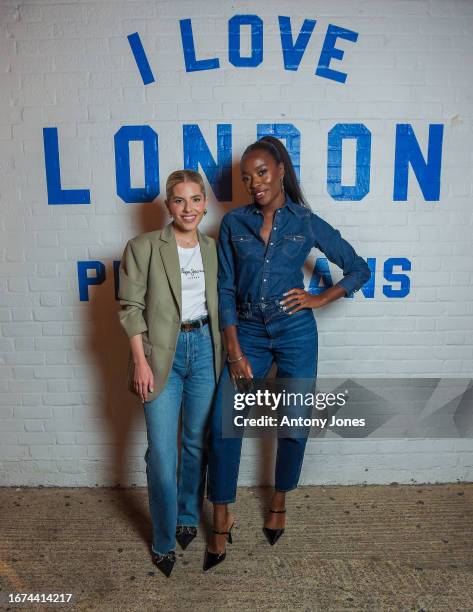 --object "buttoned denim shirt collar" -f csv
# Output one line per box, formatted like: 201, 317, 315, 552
244, 196, 300, 217
217, 196, 371, 330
